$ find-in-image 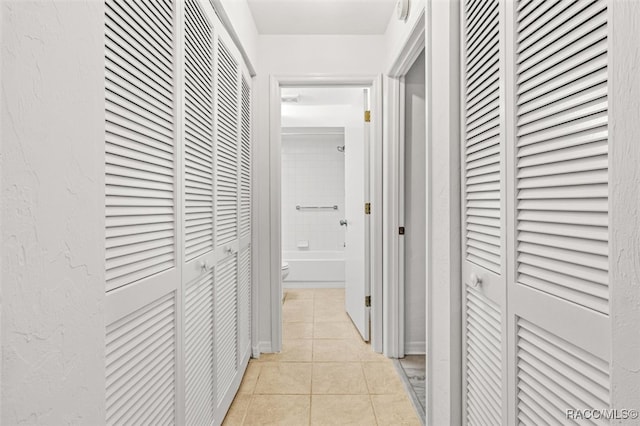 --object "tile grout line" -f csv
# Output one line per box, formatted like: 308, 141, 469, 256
360, 359, 380, 426
393, 359, 426, 426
